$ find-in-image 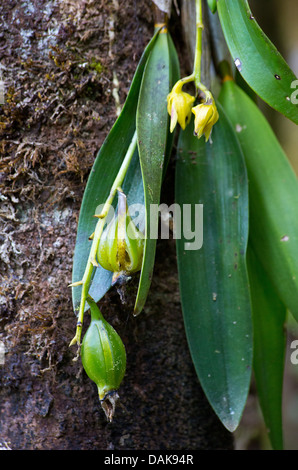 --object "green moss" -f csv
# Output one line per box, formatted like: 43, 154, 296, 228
89, 59, 103, 75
